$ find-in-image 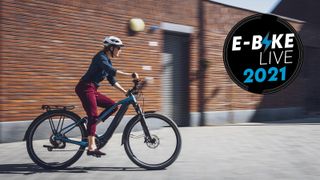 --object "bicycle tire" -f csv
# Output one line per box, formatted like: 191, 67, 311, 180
25, 110, 86, 169
123, 113, 182, 170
